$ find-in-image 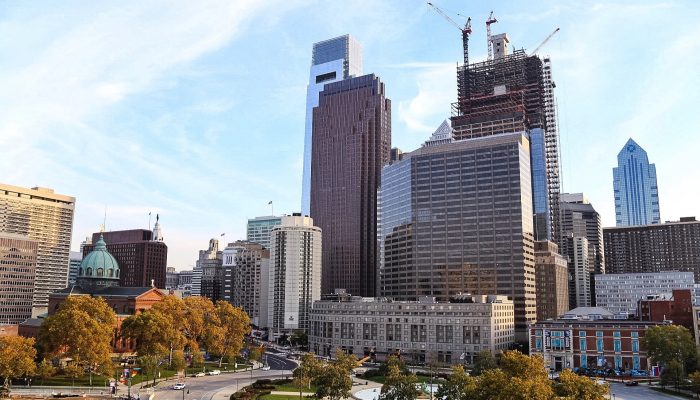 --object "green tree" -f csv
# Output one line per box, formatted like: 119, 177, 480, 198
36, 358, 56, 386
644, 325, 697, 372
206, 301, 251, 367
293, 353, 322, 391
0, 336, 37, 396
38, 296, 116, 385
137, 355, 159, 387
290, 330, 308, 348
435, 365, 477, 400
688, 370, 700, 397
475, 368, 509, 400
121, 309, 184, 363
378, 356, 419, 400
331, 349, 358, 372
555, 369, 608, 400
315, 363, 352, 400
171, 350, 186, 372
661, 359, 684, 391
62, 363, 83, 388
471, 349, 497, 376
